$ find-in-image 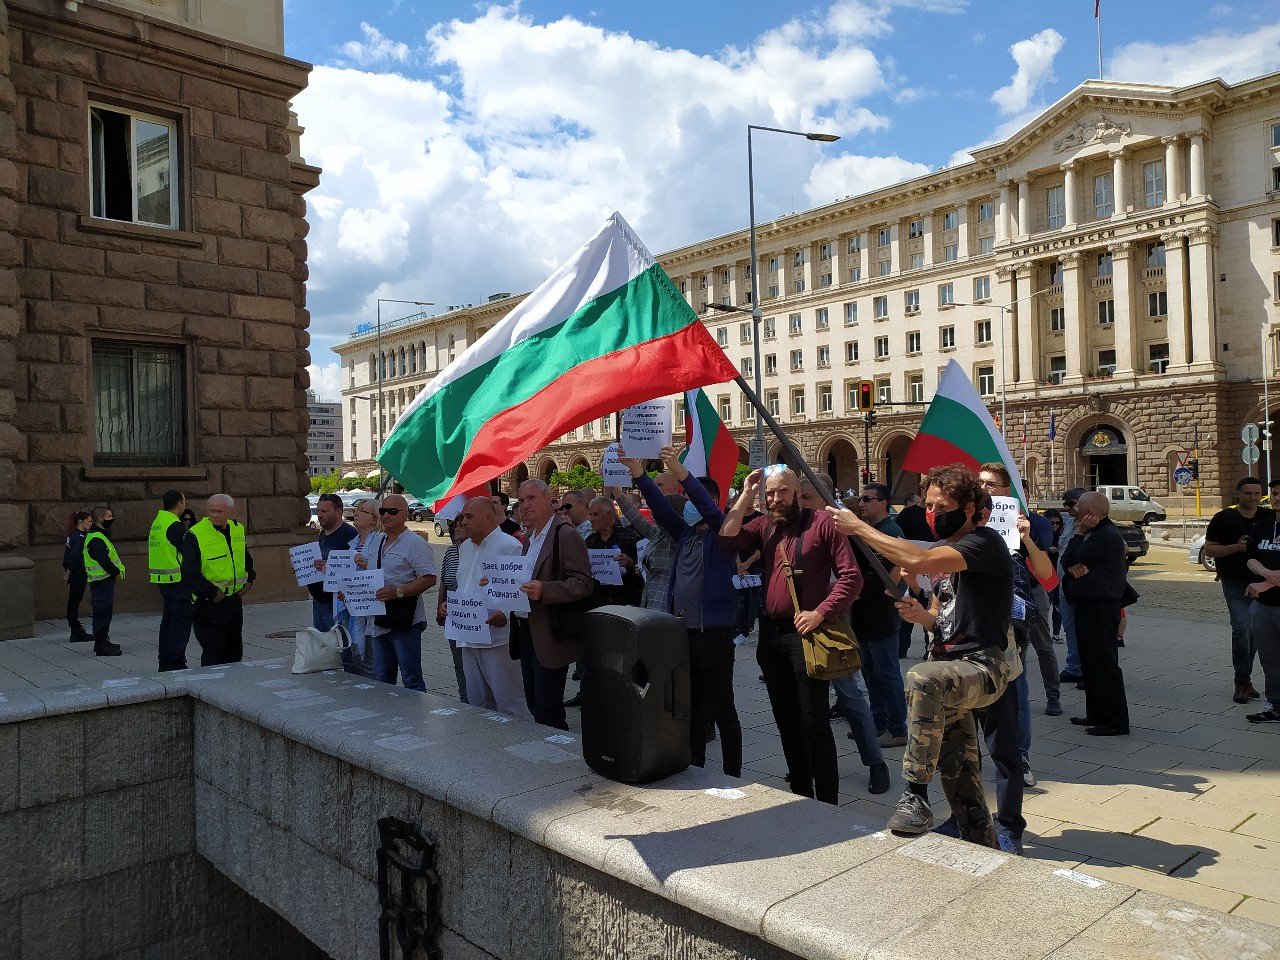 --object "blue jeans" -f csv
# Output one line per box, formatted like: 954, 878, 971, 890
860, 630, 908, 738
312, 599, 335, 632
1222, 579, 1257, 685
831, 670, 885, 768
372, 624, 426, 692
158, 584, 192, 671
1061, 595, 1081, 675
